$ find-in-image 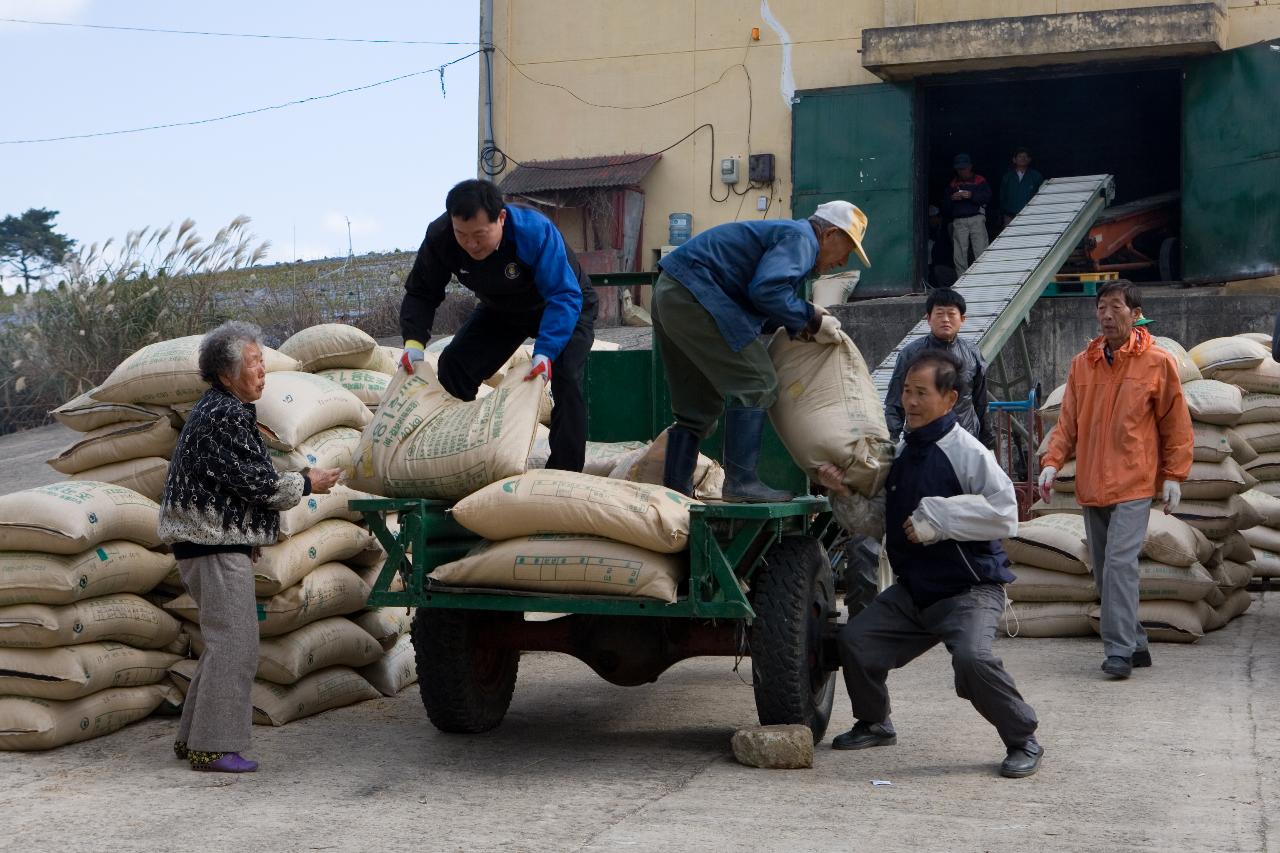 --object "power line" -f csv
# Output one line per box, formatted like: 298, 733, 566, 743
0, 16, 479, 45
0, 51, 479, 145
